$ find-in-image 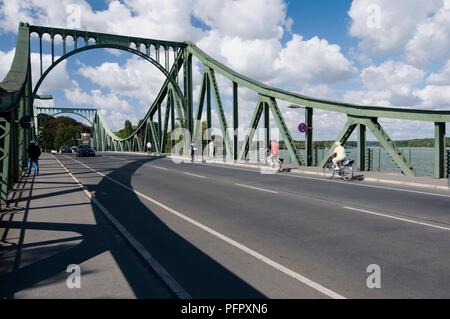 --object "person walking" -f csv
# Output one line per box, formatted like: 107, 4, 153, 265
146, 141, 152, 156
208, 139, 215, 159
27, 140, 41, 175
190, 141, 196, 162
